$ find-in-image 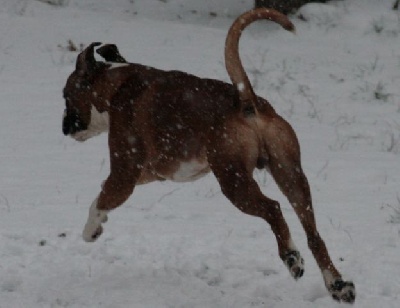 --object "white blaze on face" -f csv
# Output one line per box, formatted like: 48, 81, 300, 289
72, 105, 109, 142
